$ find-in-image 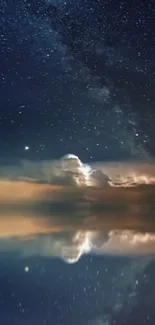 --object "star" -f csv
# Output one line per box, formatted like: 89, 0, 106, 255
24, 146, 30, 151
